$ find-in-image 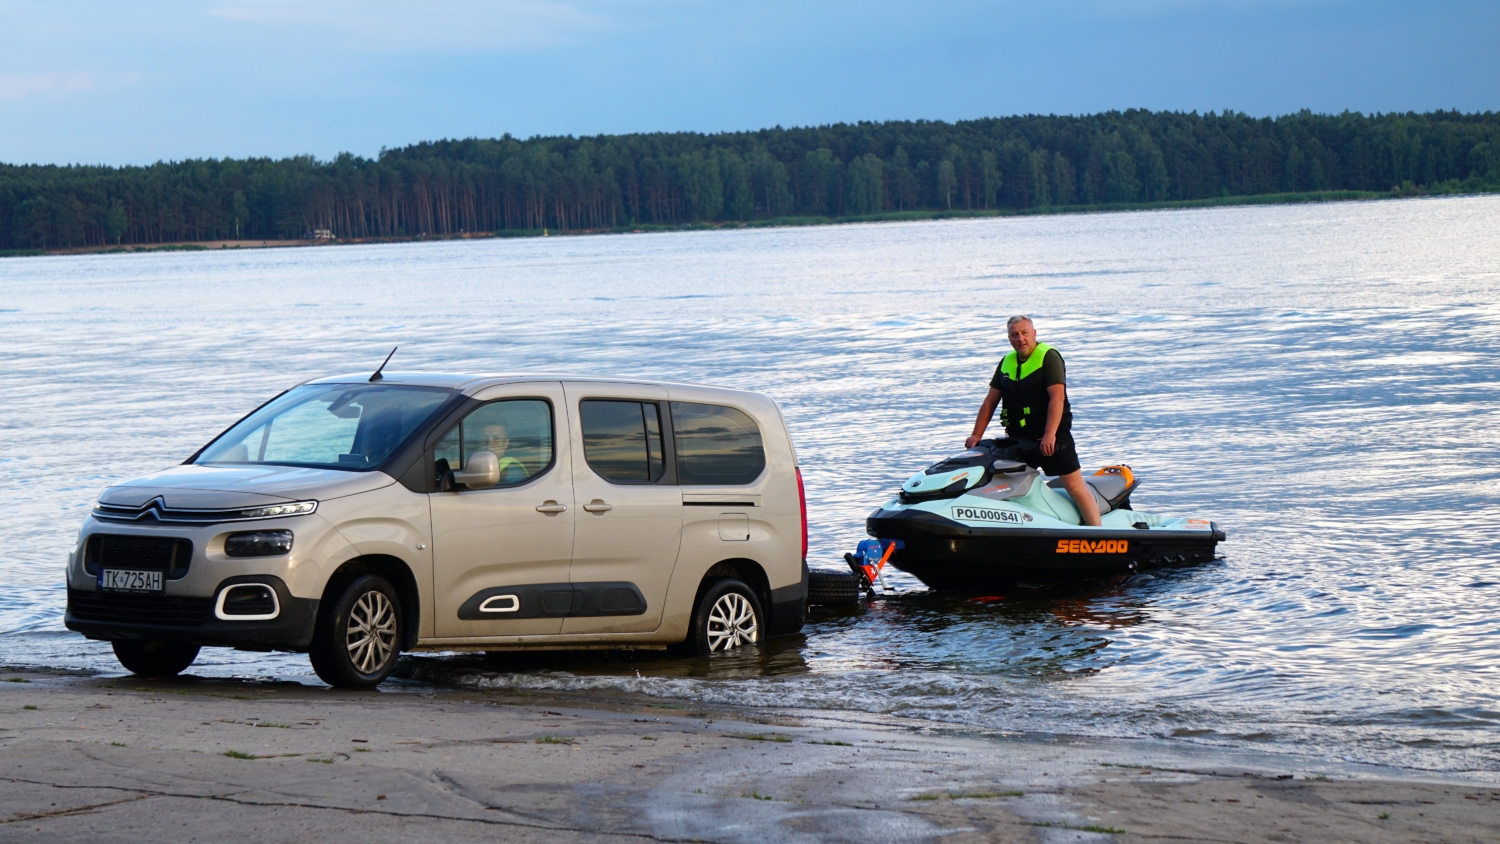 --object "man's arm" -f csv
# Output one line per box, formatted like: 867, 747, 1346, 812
965, 387, 1002, 449
1041, 383, 1066, 456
